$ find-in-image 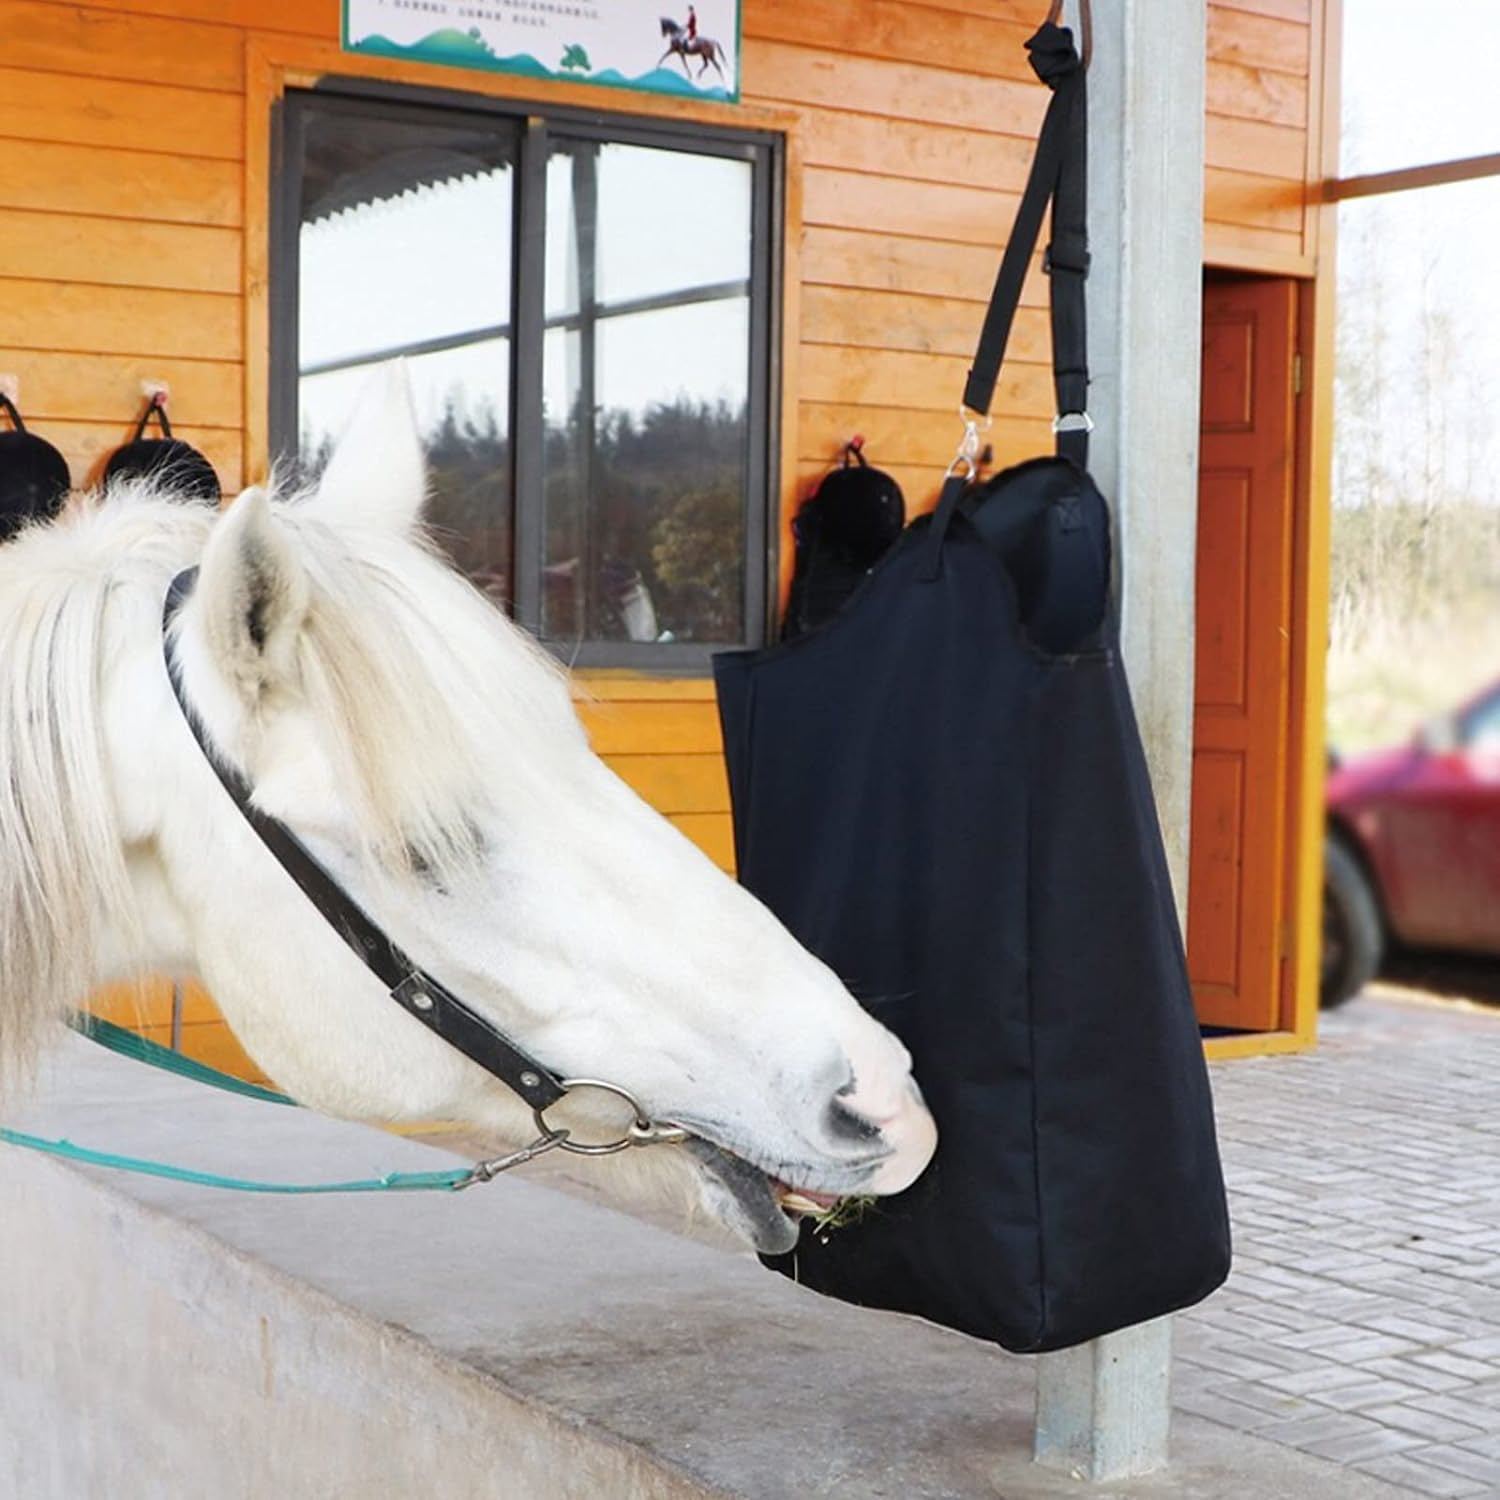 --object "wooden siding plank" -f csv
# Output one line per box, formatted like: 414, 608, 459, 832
1205, 113, 1307, 181
572, 676, 718, 702
1203, 219, 1309, 271
1206, 58, 1308, 129
804, 168, 1024, 246
669, 813, 736, 871
743, 0, 1035, 84
1206, 8, 1310, 75
0, 1, 244, 91
604, 754, 730, 815
799, 403, 1052, 469
578, 701, 724, 756
89, 979, 221, 1029
170, 1020, 277, 1088
1213, 0, 1310, 22
802, 284, 1048, 362
742, 39, 1046, 138
5, 350, 240, 429
0, 278, 242, 359
31, 0, 337, 35
799, 343, 1053, 416
1205, 168, 1306, 233
0, 138, 240, 226
802, 226, 1047, 305
35, 418, 243, 490
0, 208, 241, 294
789, 103, 1037, 194
892, 0, 1059, 23
0, 65, 242, 161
